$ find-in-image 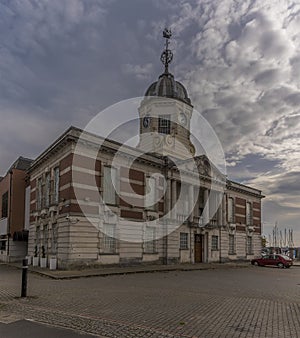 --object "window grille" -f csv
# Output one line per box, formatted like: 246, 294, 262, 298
211, 235, 219, 251
180, 233, 188, 249
158, 115, 171, 134
103, 224, 116, 253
